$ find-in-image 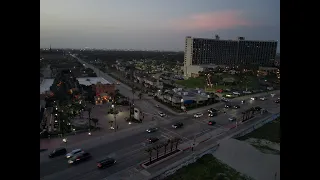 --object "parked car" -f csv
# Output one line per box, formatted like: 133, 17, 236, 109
208, 120, 216, 126
146, 127, 158, 133
68, 152, 92, 165
194, 113, 203, 118
97, 157, 116, 169
216, 89, 223, 93
172, 122, 183, 129
275, 99, 280, 103
147, 137, 159, 144
228, 117, 236, 122
65, 149, 83, 159
243, 91, 252, 94
49, 147, 67, 158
